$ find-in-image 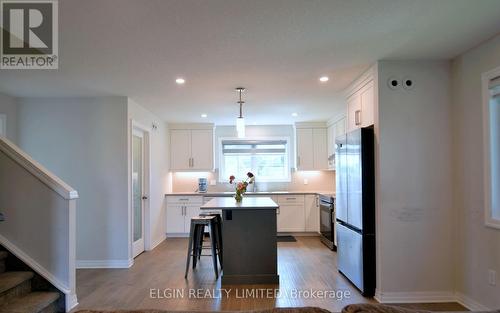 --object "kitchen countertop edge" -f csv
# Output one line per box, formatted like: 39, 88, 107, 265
165, 191, 335, 197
